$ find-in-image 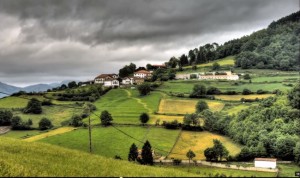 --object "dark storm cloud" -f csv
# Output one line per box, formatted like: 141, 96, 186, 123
0, 0, 298, 86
